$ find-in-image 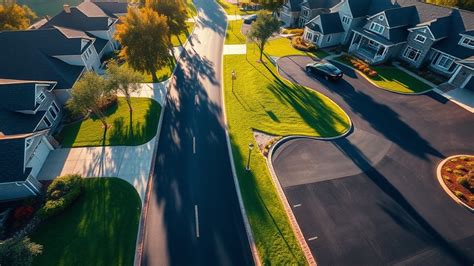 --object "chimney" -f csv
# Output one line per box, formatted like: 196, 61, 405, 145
63, 4, 71, 13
